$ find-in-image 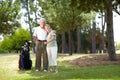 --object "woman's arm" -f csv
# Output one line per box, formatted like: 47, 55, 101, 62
45, 35, 55, 44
